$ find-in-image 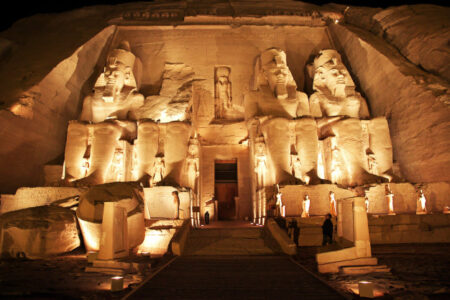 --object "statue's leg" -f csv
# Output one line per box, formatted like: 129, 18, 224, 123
165, 122, 192, 186
295, 118, 320, 184
368, 117, 393, 179
261, 118, 292, 185
328, 118, 386, 186
79, 122, 122, 185
137, 121, 159, 184
64, 121, 89, 181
